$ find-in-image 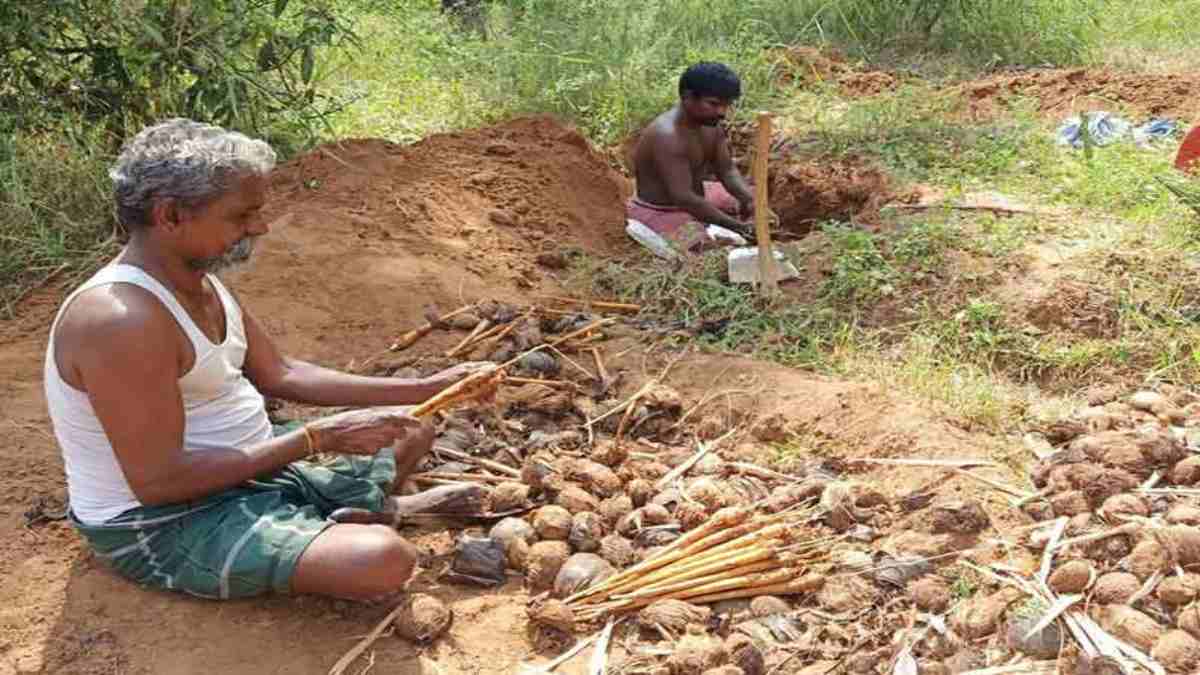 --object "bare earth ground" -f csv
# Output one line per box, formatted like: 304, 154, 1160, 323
4, 60, 1198, 670
0, 114, 1025, 674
